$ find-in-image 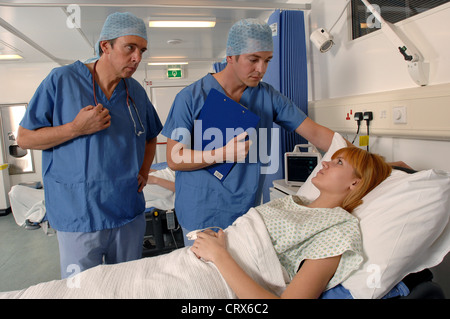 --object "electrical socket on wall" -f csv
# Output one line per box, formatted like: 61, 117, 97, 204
393, 106, 407, 124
